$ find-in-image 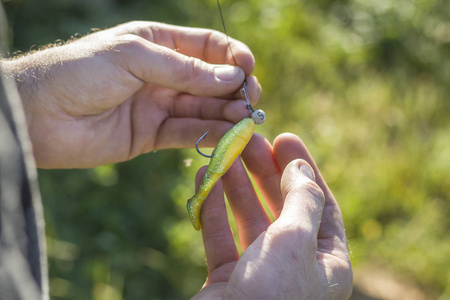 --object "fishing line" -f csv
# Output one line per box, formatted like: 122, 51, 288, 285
216, 0, 266, 124
216, 0, 238, 66
188, 2, 267, 231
